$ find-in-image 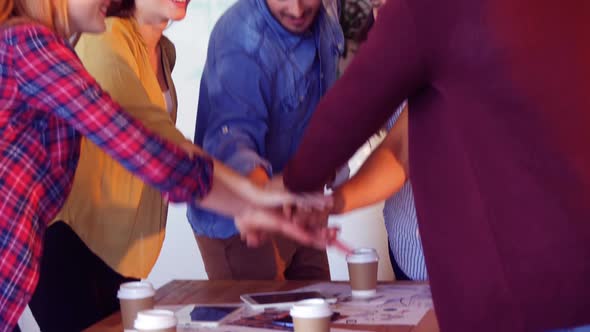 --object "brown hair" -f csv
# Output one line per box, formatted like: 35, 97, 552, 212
1, 0, 71, 38
107, 0, 135, 18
